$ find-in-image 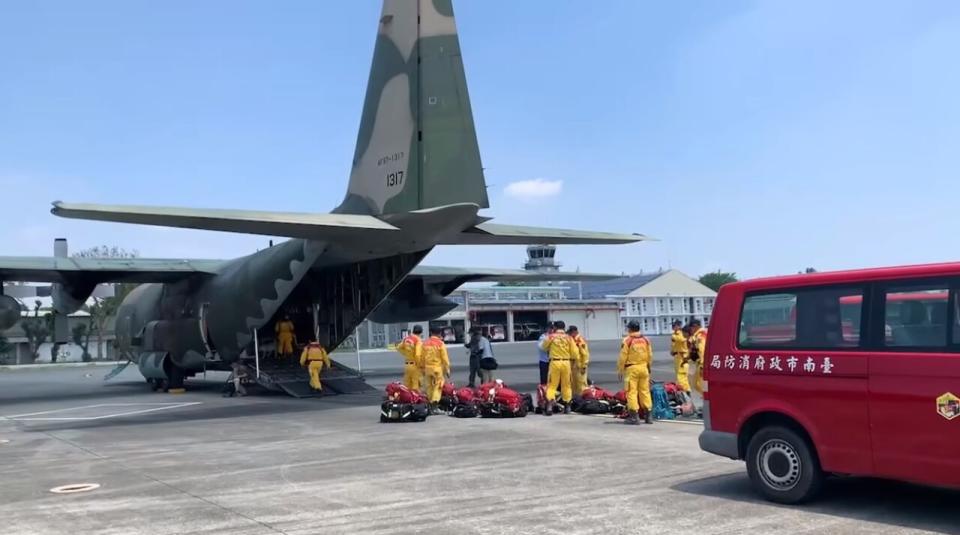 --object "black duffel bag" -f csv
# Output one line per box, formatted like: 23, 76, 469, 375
379, 400, 429, 423
451, 403, 479, 418
479, 356, 498, 370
